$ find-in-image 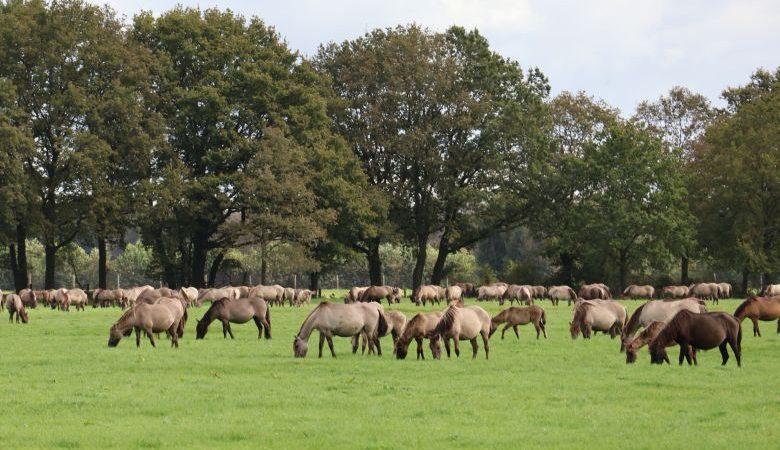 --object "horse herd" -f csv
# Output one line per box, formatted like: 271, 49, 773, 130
3, 281, 780, 367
